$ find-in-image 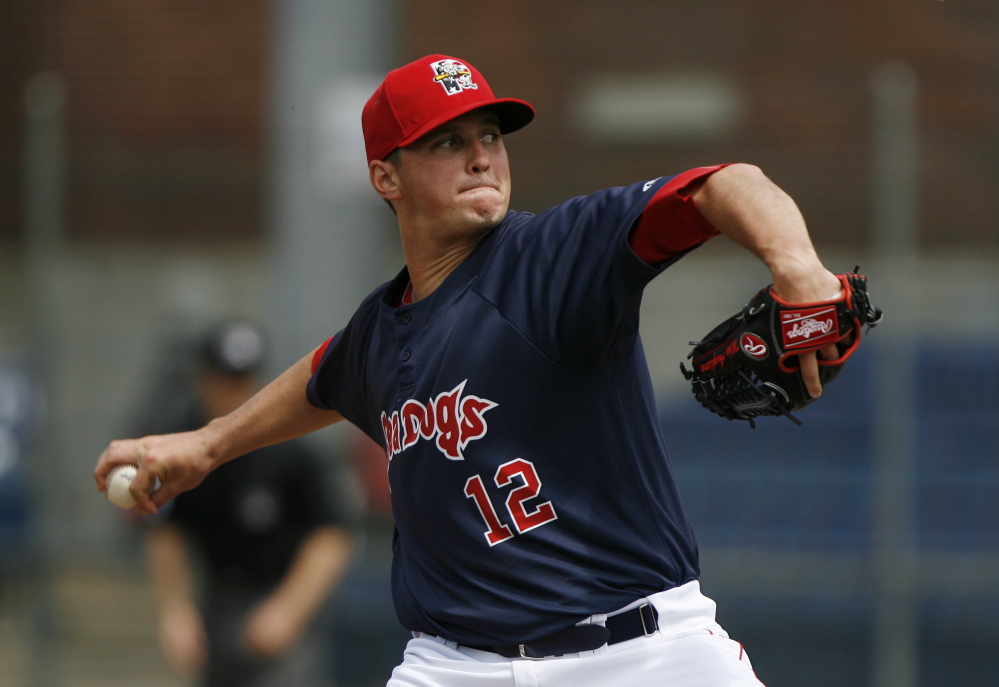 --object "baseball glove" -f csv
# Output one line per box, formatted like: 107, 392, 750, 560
680, 268, 882, 427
